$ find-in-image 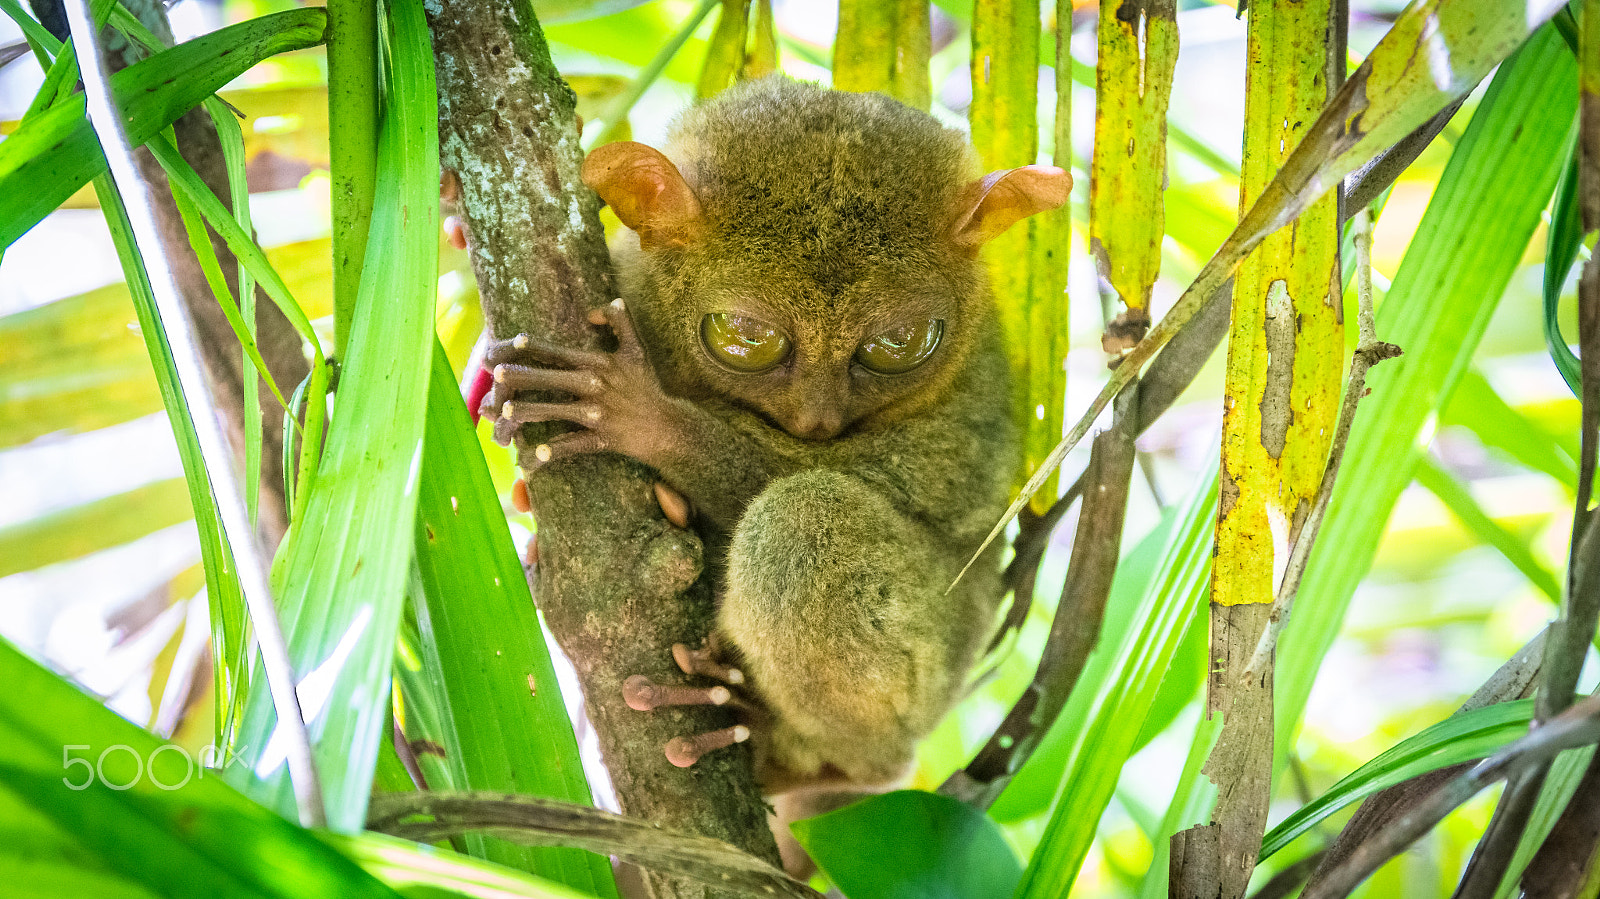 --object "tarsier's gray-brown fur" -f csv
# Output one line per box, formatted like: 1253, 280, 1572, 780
487, 76, 1066, 797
